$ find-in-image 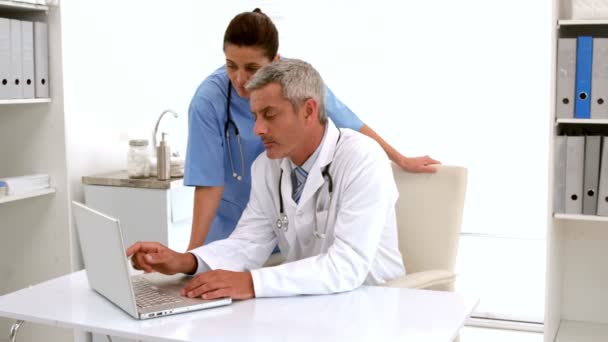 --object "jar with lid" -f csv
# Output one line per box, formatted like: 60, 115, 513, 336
127, 139, 150, 178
